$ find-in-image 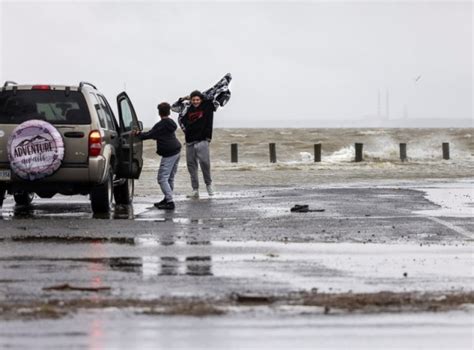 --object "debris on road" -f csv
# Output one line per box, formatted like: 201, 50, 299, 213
43, 284, 111, 292
233, 293, 273, 304
290, 204, 325, 213
141, 303, 225, 317
1, 291, 473, 321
